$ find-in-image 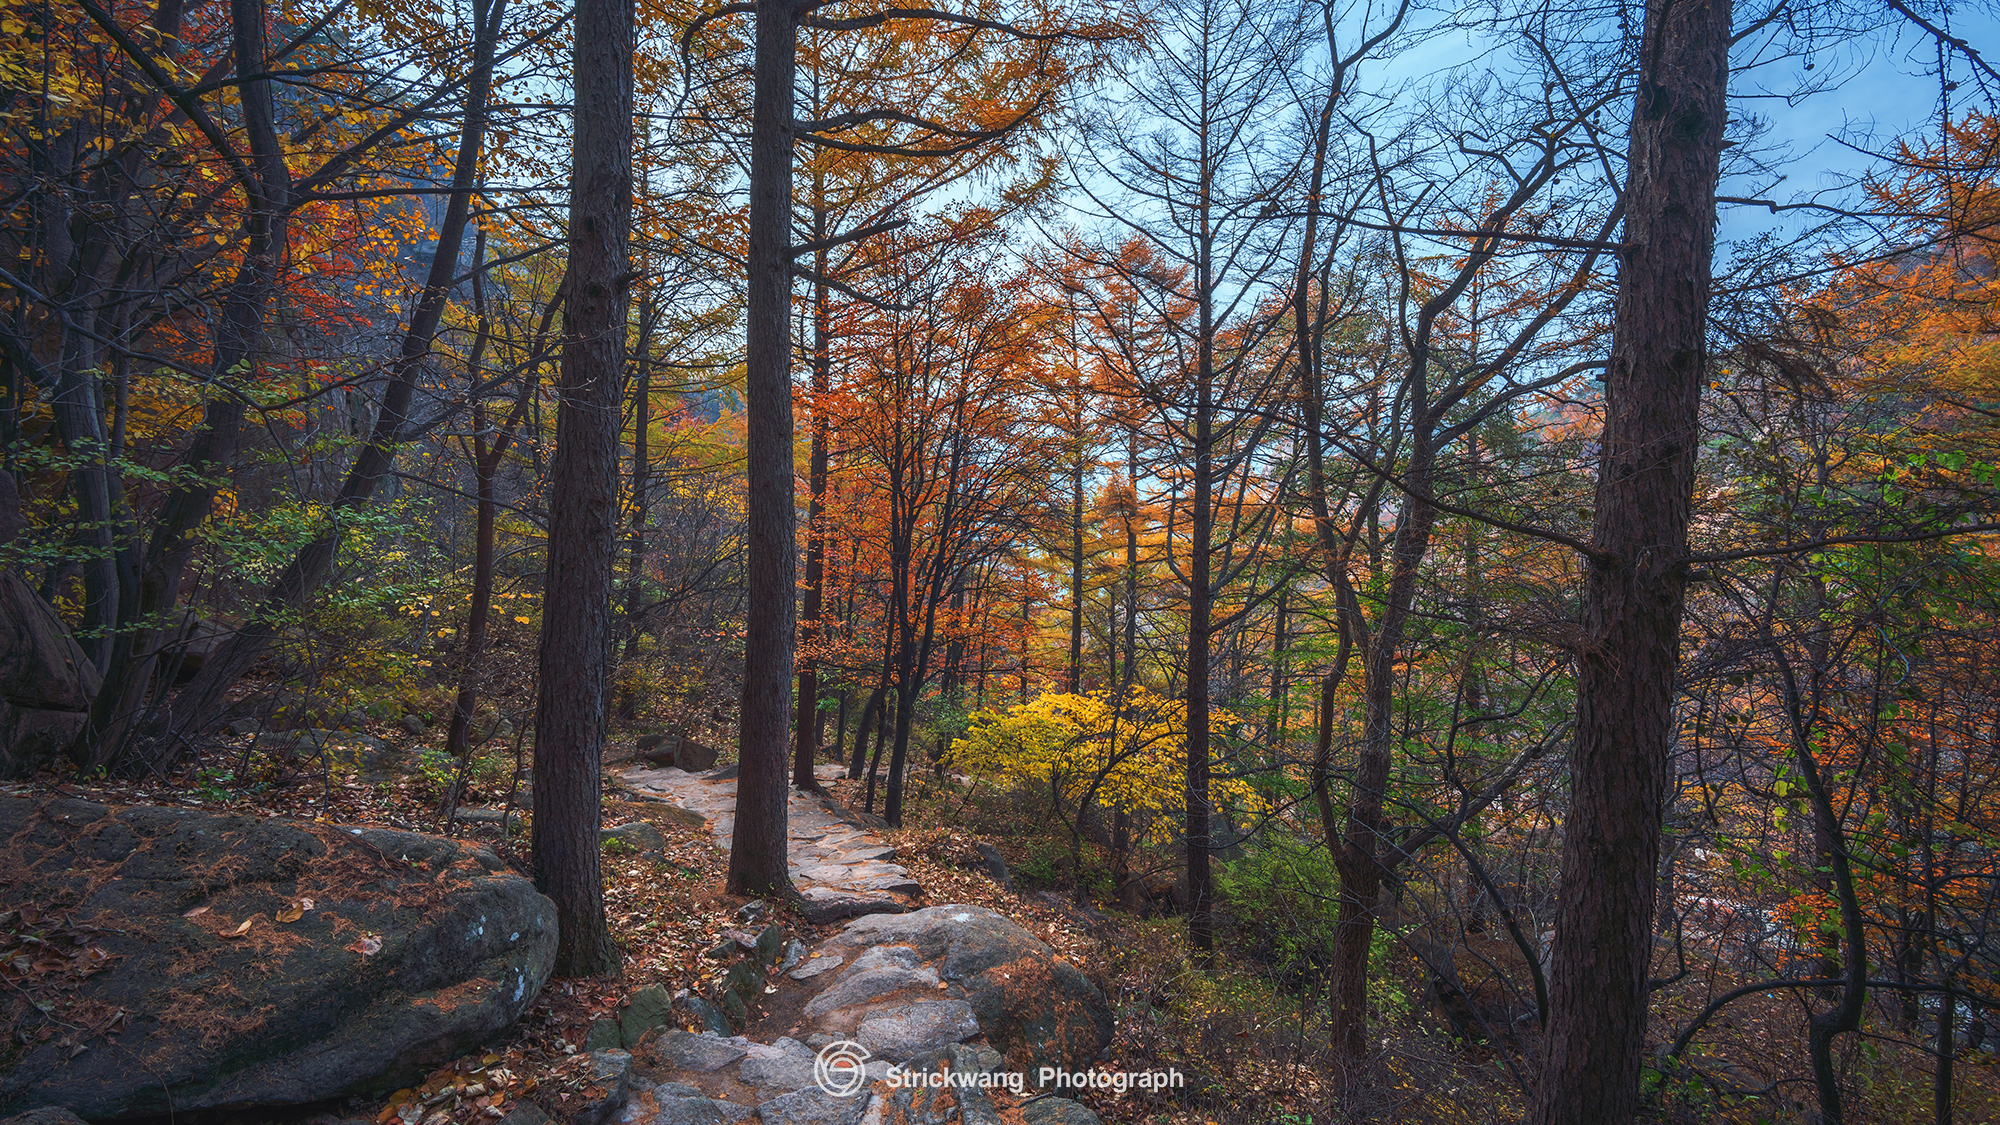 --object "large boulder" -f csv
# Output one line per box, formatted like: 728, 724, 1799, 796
0, 797, 557, 1118
0, 572, 100, 777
